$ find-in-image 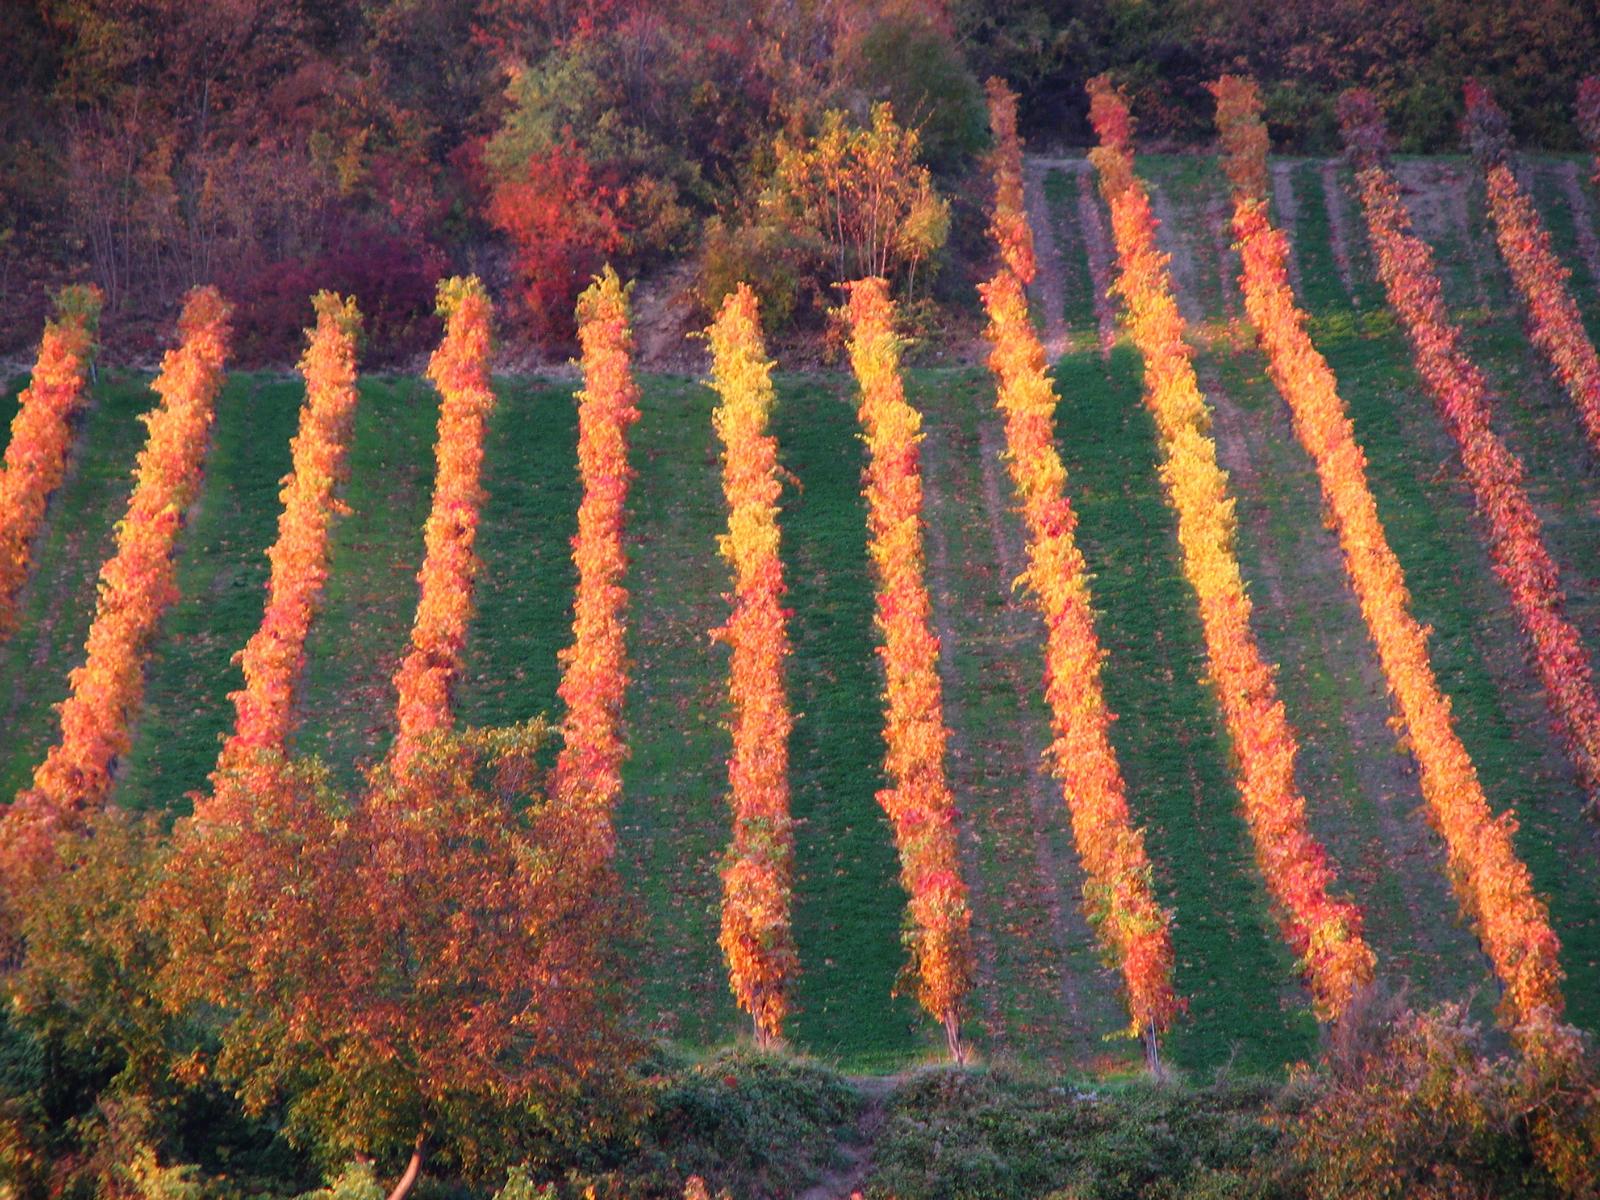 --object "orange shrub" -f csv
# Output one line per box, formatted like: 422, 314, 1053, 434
1463, 83, 1600, 466
0, 284, 103, 639
844, 276, 974, 1062
216, 293, 362, 782
1340, 88, 1600, 820
980, 266, 1178, 1047
550, 267, 640, 863
15, 286, 232, 824
1089, 76, 1374, 1021
389, 278, 496, 772
984, 76, 1036, 285
706, 283, 799, 1046
1221, 77, 1565, 1036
